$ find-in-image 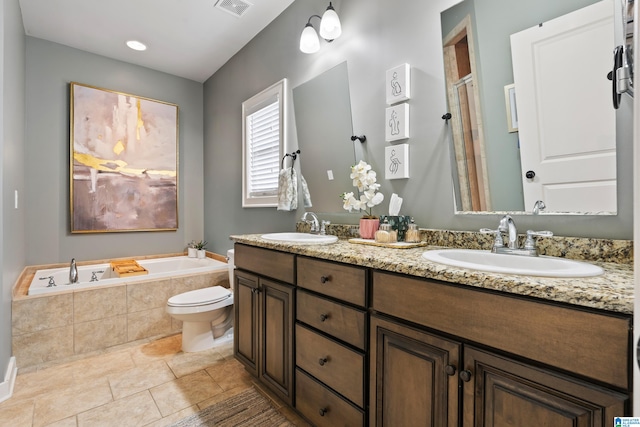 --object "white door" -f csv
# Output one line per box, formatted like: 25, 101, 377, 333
511, 0, 616, 212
